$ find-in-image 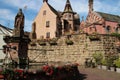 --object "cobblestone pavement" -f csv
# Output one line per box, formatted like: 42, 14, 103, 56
78, 66, 120, 80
